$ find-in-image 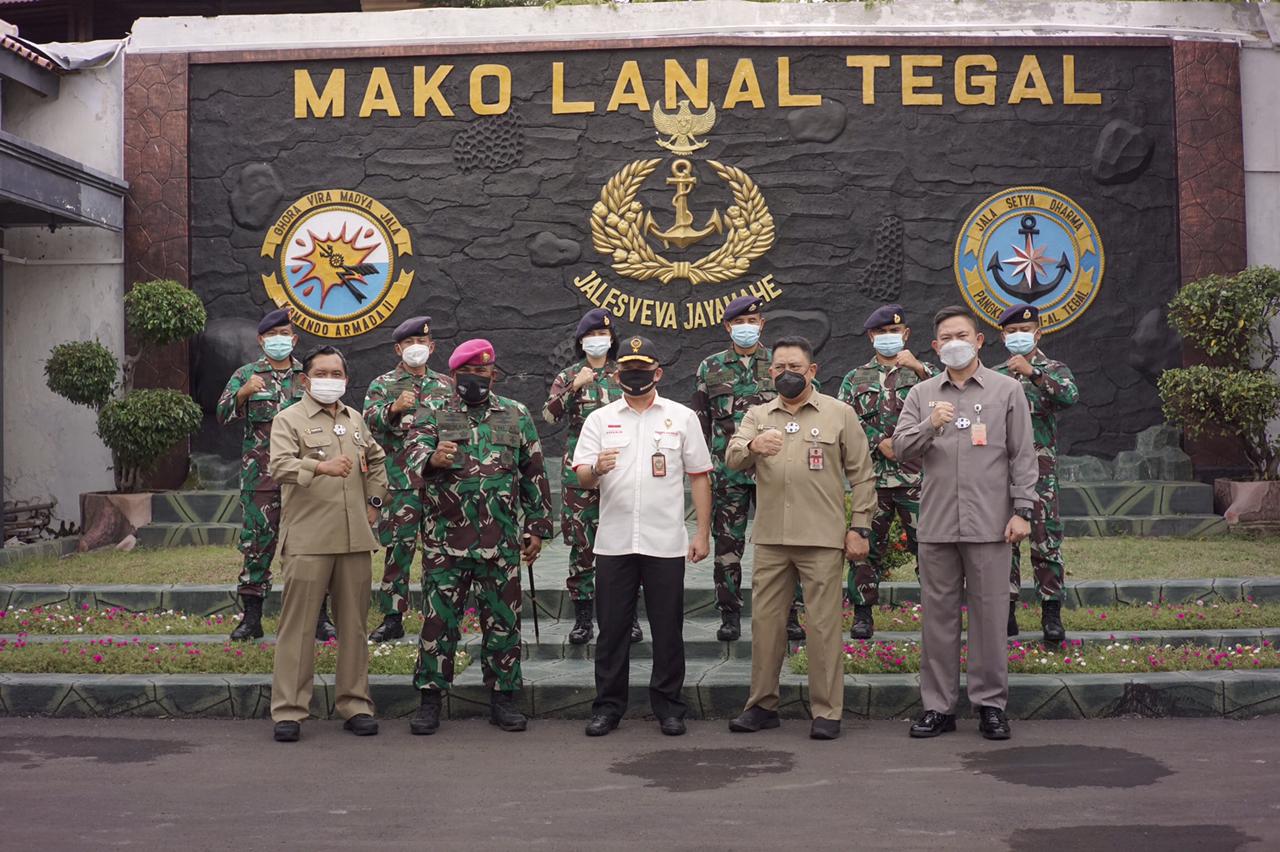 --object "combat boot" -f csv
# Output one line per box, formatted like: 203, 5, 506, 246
568, 599, 594, 645
1041, 600, 1066, 644
409, 690, 441, 736
716, 611, 741, 642
230, 595, 263, 641
368, 612, 404, 643
786, 606, 805, 641
490, 691, 528, 732
315, 597, 337, 642
850, 605, 874, 640
630, 614, 643, 644
1007, 600, 1020, 637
